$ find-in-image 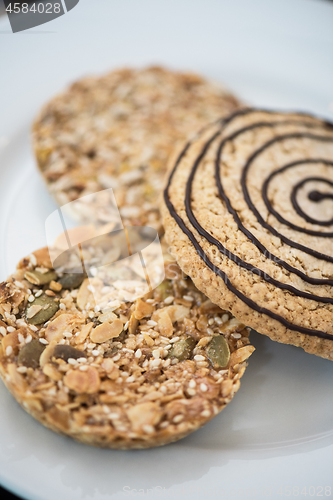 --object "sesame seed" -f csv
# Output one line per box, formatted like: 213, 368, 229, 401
35, 290, 43, 298
231, 333, 242, 339
160, 421, 169, 429
124, 321, 129, 330
87, 343, 96, 349
147, 320, 157, 327
28, 295, 35, 303
173, 414, 184, 423
187, 388, 196, 396
29, 325, 38, 332
222, 314, 229, 323
0, 327, 6, 336
215, 317, 223, 325
18, 333, 25, 343
7, 326, 16, 333
151, 358, 161, 367
25, 334, 32, 344
189, 379, 196, 388
79, 365, 88, 371
146, 298, 155, 303
200, 383, 208, 392
208, 318, 214, 325
194, 354, 205, 361
5, 346, 13, 356
183, 295, 193, 301
59, 303, 66, 310
143, 425, 155, 434
170, 336, 180, 343
109, 413, 120, 419
88, 311, 95, 318
152, 349, 160, 359
197, 361, 208, 368
135, 349, 142, 358
39, 338, 48, 345
201, 410, 211, 418
64, 332, 72, 338
164, 296, 174, 304
92, 350, 100, 356
94, 305, 100, 313
17, 366, 28, 374
68, 358, 77, 365
207, 328, 214, 335
126, 376, 135, 383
